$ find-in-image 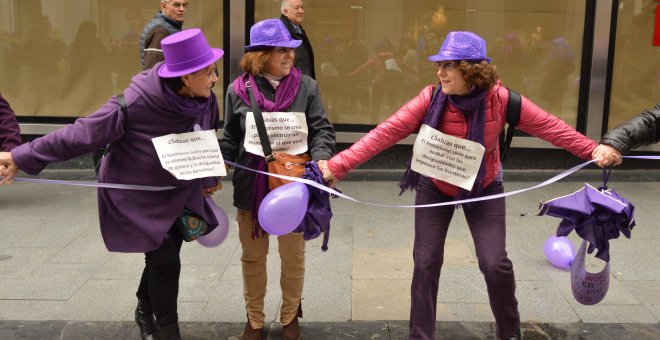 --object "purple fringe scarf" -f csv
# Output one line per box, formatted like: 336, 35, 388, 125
249, 155, 269, 239
233, 67, 302, 111
398, 87, 489, 203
